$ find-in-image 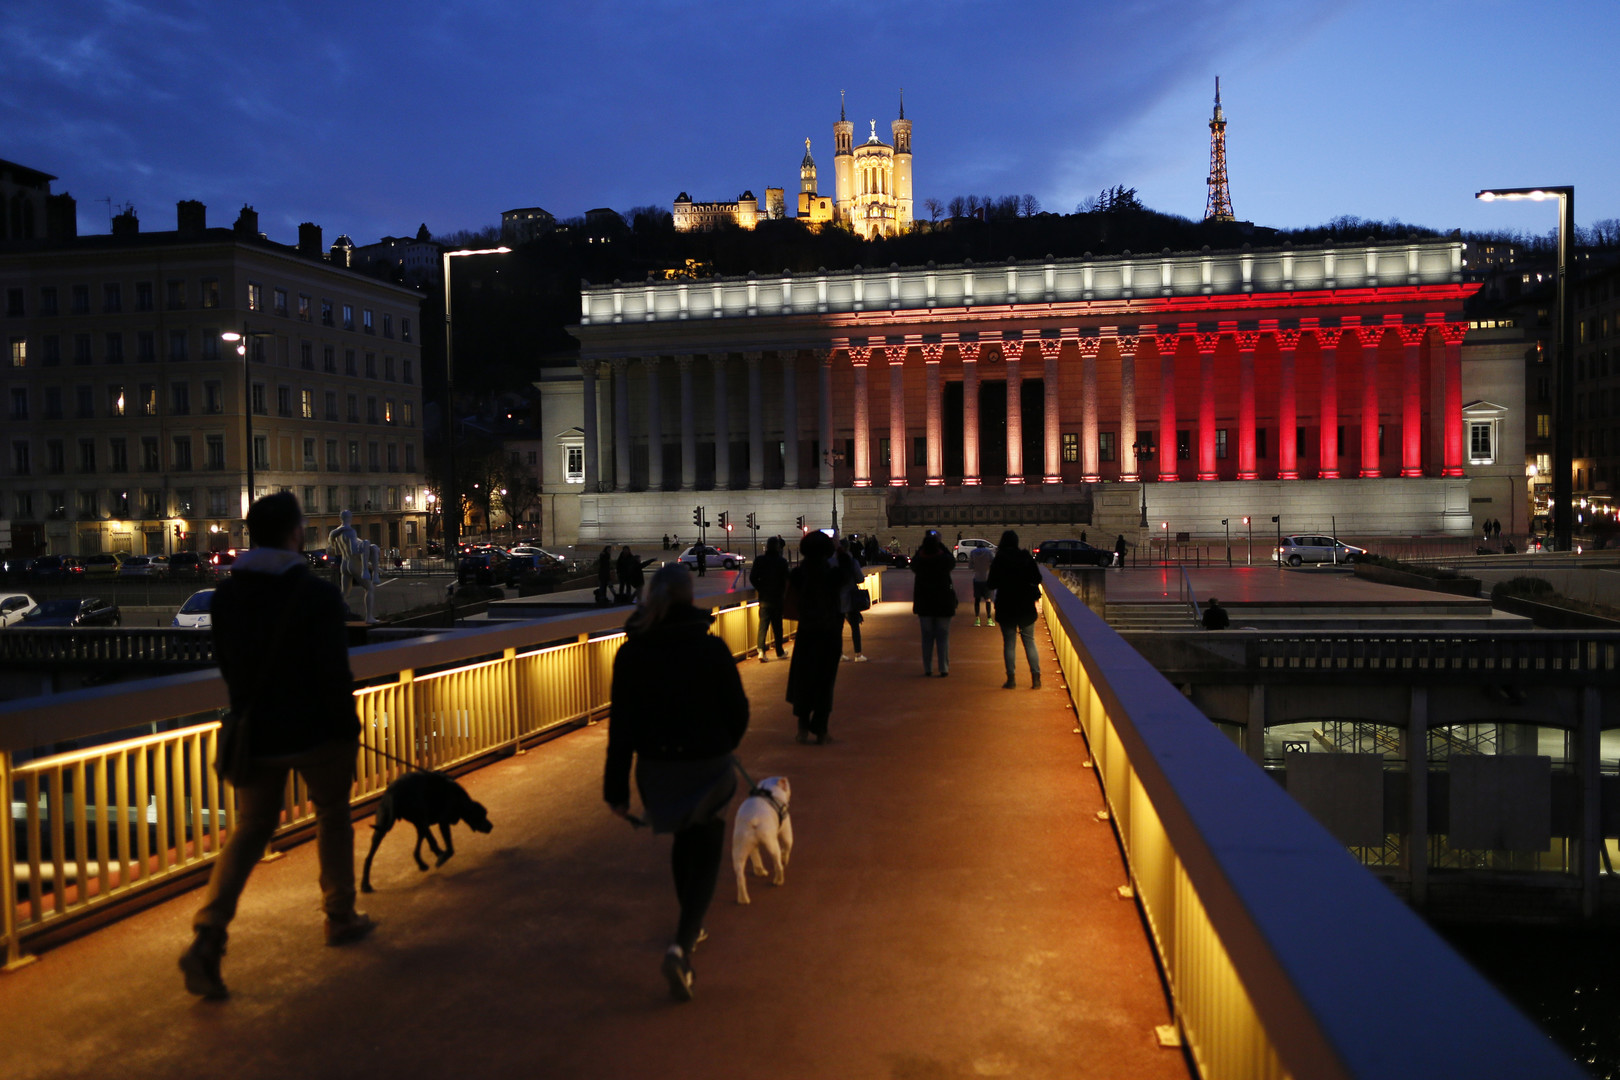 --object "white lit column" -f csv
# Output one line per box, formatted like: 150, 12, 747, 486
678, 355, 697, 490
1040, 337, 1063, 483
612, 357, 631, 491
782, 350, 800, 488
850, 344, 872, 486
961, 341, 981, 485
1079, 336, 1100, 482
1237, 332, 1258, 480
645, 356, 664, 491
1004, 339, 1024, 485
817, 349, 834, 487
712, 352, 731, 490
745, 350, 764, 490
923, 343, 944, 485
1117, 334, 1139, 482
888, 346, 907, 486
580, 358, 599, 492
